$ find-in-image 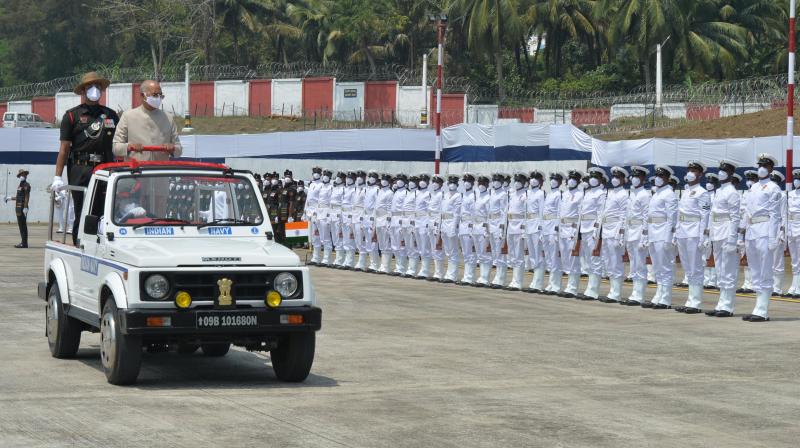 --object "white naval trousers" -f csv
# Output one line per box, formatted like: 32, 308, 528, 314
559, 236, 580, 275
542, 235, 560, 273
580, 232, 603, 276
746, 237, 774, 292
649, 241, 675, 286
525, 232, 544, 270
602, 237, 625, 279
712, 240, 739, 290
676, 237, 703, 285
627, 241, 648, 282
506, 233, 525, 268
